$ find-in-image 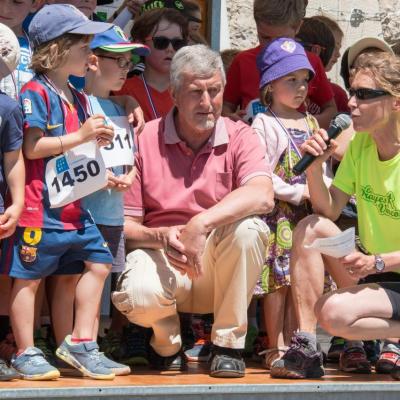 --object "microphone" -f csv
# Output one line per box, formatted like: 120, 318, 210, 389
292, 113, 352, 175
